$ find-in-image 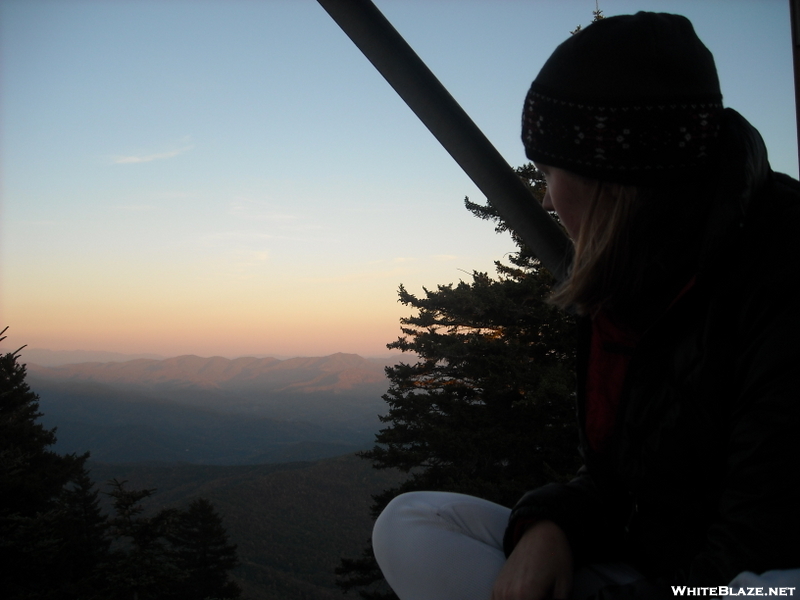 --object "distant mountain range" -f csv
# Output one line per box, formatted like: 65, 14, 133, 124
27, 352, 398, 465
28, 352, 390, 393
15, 351, 408, 598
13, 347, 166, 366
